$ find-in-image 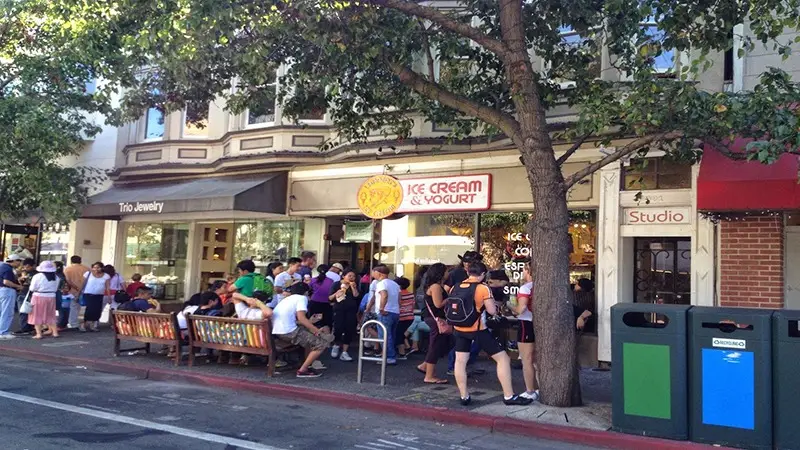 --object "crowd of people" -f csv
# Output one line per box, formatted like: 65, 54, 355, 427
0, 249, 596, 407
